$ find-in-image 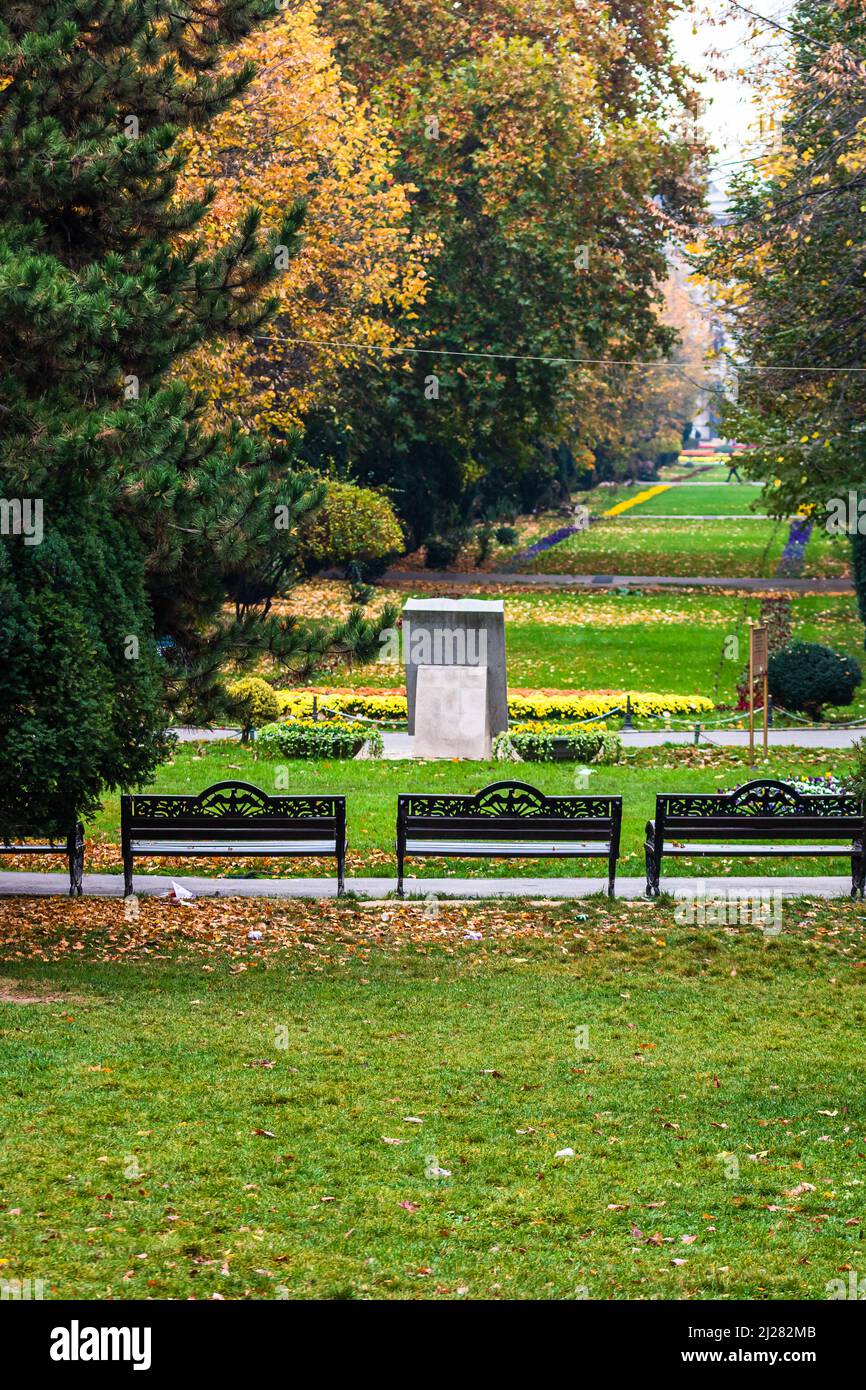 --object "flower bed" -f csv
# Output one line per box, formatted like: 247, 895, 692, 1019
277, 689, 714, 724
